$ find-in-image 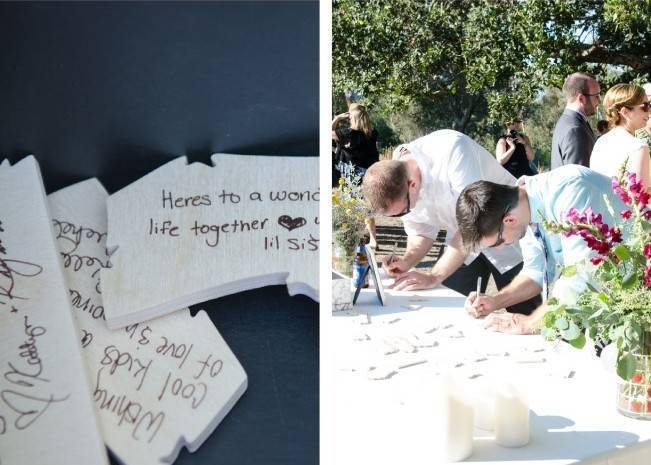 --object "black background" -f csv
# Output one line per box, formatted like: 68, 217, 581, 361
0, 2, 318, 464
